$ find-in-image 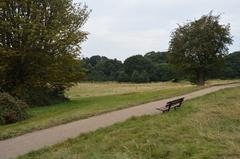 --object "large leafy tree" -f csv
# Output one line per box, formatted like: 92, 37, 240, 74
0, 0, 90, 105
168, 12, 233, 85
124, 55, 154, 83
83, 56, 123, 81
